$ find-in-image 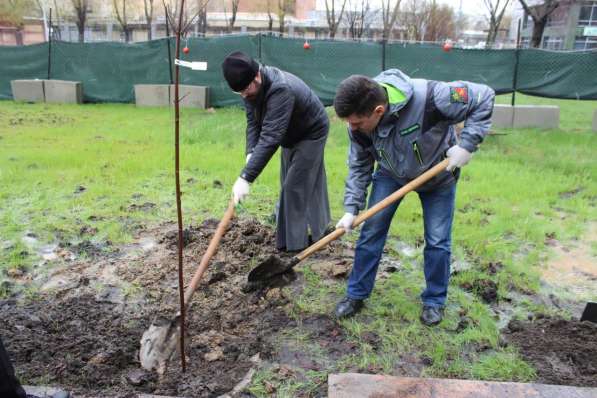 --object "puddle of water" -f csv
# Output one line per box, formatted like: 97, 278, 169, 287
541, 222, 597, 302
